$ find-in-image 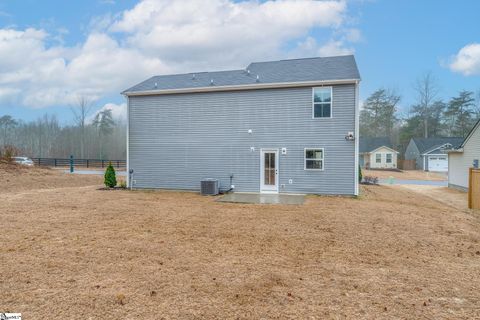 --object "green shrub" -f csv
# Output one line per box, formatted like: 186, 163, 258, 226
104, 162, 117, 188
359, 165, 363, 183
